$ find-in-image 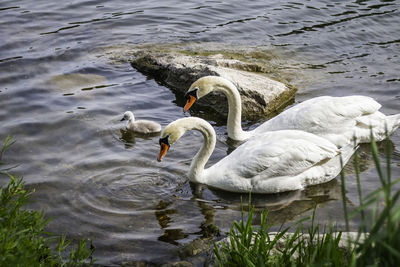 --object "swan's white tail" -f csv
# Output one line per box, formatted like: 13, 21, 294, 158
386, 114, 400, 136
355, 113, 400, 143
